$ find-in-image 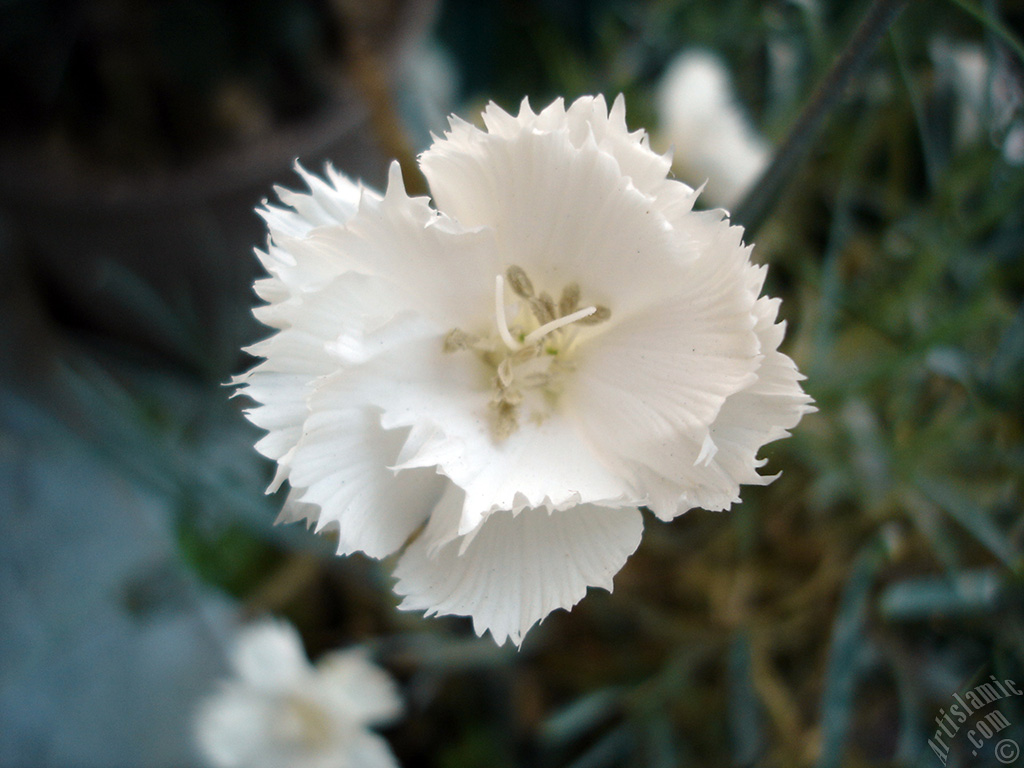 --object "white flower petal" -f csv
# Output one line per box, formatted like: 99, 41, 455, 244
454, 95, 702, 239
276, 486, 319, 526
478, 96, 674, 195
702, 298, 817, 486
315, 649, 403, 727
339, 731, 402, 768
237, 273, 408, 486
656, 52, 770, 208
310, 340, 637, 533
422, 120, 696, 315
394, 499, 643, 646
195, 684, 280, 768
563, 94, 677, 195
252, 238, 348, 313
257, 162, 362, 247
401, 401, 640, 533
304, 162, 501, 332
288, 405, 445, 559
240, 370, 315, 470
571, 273, 760, 446
229, 619, 311, 690
611, 297, 816, 519
567, 286, 763, 515
252, 164, 367, 306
